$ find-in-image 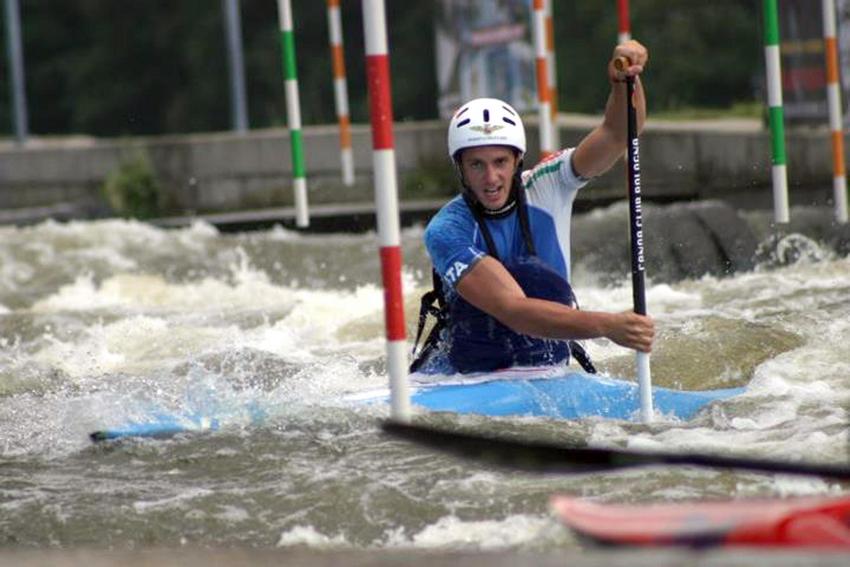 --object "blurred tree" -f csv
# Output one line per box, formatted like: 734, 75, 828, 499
553, 0, 761, 114
7, 0, 230, 136
0, 0, 759, 137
